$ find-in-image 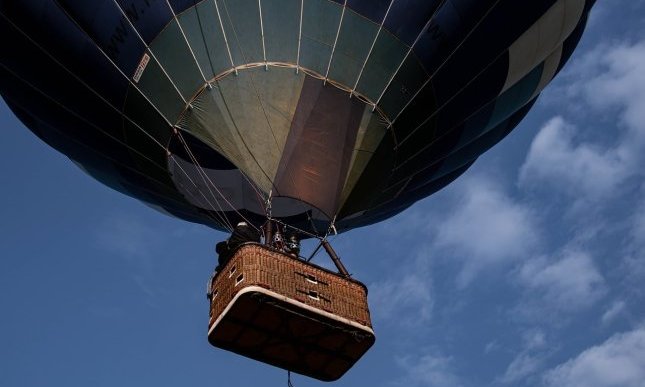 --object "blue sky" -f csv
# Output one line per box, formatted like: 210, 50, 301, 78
2, 2, 645, 386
